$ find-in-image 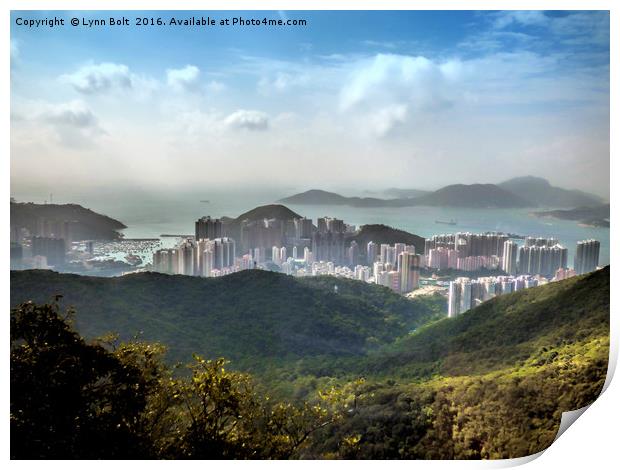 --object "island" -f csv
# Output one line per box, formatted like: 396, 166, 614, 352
533, 204, 610, 228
